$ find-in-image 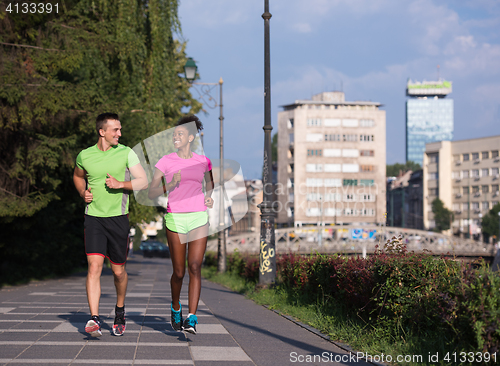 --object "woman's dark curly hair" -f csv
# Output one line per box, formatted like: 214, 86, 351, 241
175, 115, 203, 141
